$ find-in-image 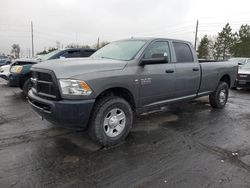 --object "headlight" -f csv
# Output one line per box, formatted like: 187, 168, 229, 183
10, 65, 23, 73
59, 79, 92, 96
